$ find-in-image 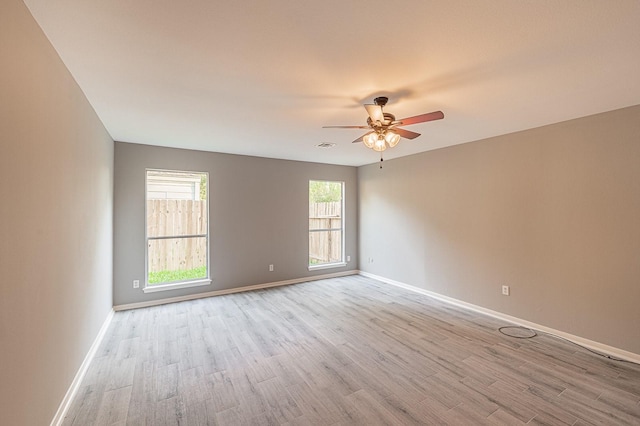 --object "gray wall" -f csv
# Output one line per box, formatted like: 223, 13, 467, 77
0, 1, 114, 424
359, 105, 640, 355
114, 143, 357, 306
